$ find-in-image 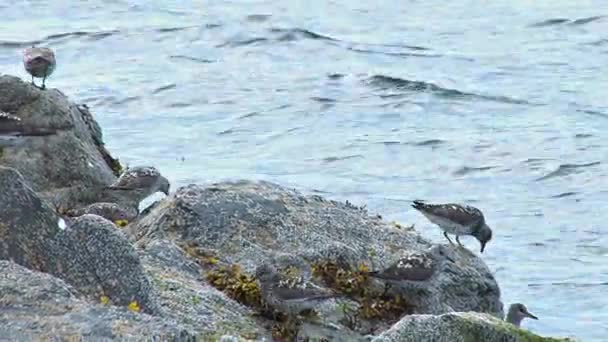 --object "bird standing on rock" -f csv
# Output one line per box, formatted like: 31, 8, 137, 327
106, 166, 170, 198
255, 263, 342, 317
506, 303, 538, 327
23, 46, 56, 90
411, 200, 493, 253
